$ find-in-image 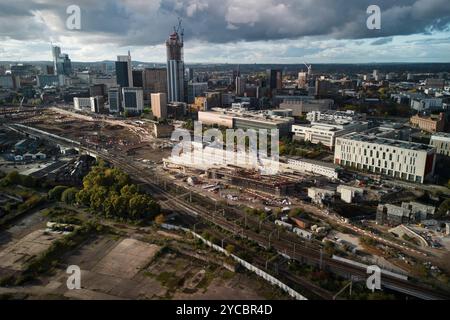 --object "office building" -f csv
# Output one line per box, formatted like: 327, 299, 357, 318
279, 99, 333, 116
116, 52, 133, 88
108, 87, 121, 113
430, 133, 450, 157
52, 46, 72, 76
235, 75, 245, 96
267, 69, 282, 90
307, 110, 366, 123
198, 108, 294, 136
187, 82, 208, 103
122, 87, 144, 114
425, 78, 445, 89
151, 93, 167, 120
132, 70, 143, 87
292, 121, 368, 149
166, 27, 185, 102
0, 74, 20, 89
36, 75, 59, 88
298, 72, 308, 88
410, 113, 446, 133
143, 68, 167, 99
73, 96, 104, 113
185, 68, 194, 81
334, 131, 436, 183
411, 98, 443, 112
